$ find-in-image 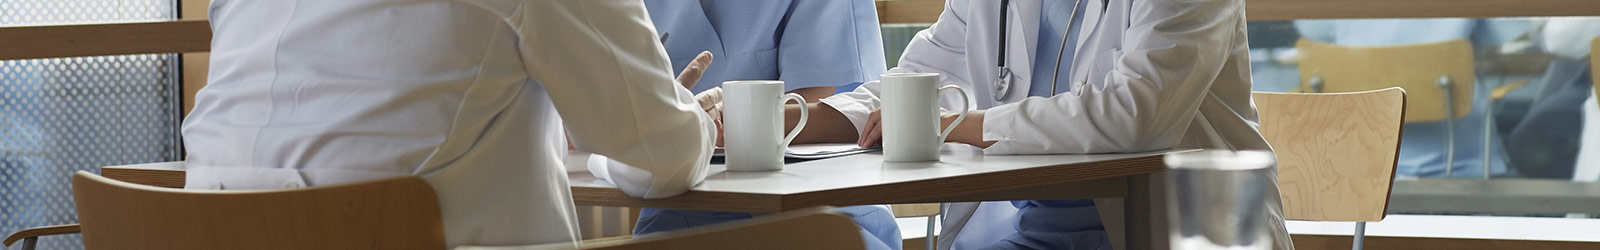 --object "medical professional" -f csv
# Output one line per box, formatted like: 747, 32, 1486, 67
1295, 19, 1524, 179
183, 0, 716, 248
761, 0, 1294, 249
621, 1, 901, 249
